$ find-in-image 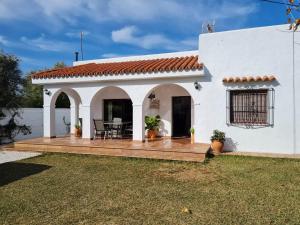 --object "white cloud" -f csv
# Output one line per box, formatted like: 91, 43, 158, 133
0, 0, 258, 28
20, 34, 75, 52
112, 25, 197, 51
101, 53, 124, 58
65, 31, 90, 38
0, 35, 9, 46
